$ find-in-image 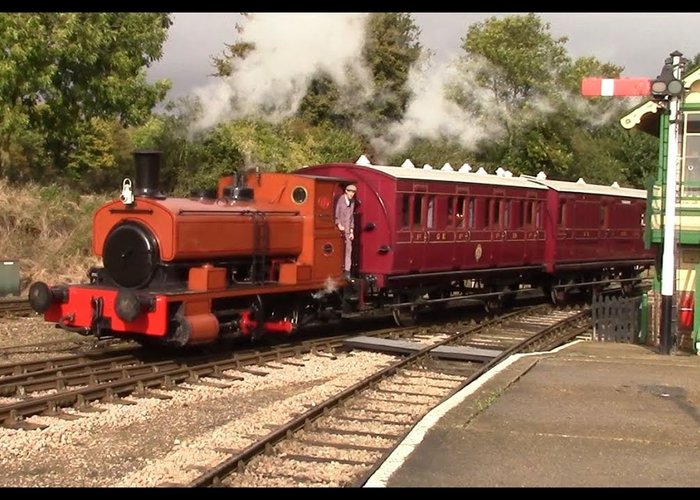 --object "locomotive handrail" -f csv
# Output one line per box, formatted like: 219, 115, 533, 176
176, 209, 301, 216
